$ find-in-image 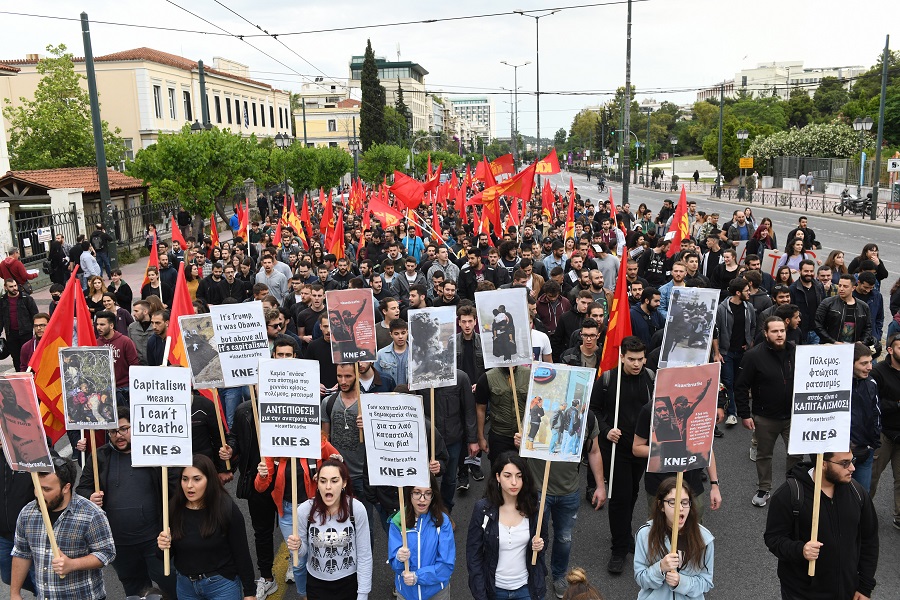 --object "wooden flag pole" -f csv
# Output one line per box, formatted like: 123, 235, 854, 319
211, 389, 231, 470
531, 461, 551, 565
80, 431, 86, 469
808, 453, 824, 576
355, 363, 364, 442
509, 367, 523, 437
607, 365, 624, 500
90, 432, 100, 494
397, 487, 410, 574
162, 469, 170, 576
670, 471, 685, 558
430, 388, 436, 462
30, 472, 63, 578
249, 385, 263, 456
291, 458, 300, 568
